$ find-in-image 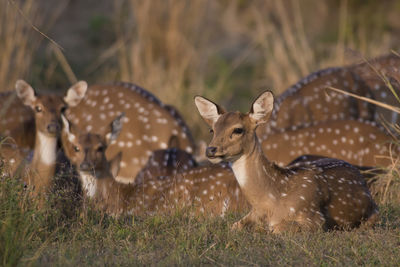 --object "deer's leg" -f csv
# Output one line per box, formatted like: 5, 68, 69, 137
231, 210, 260, 230
271, 220, 303, 233
272, 210, 327, 233
360, 208, 379, 229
